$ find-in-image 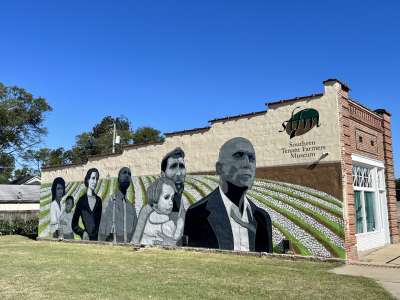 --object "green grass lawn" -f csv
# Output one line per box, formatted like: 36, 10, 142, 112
0, 236, 394, 300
